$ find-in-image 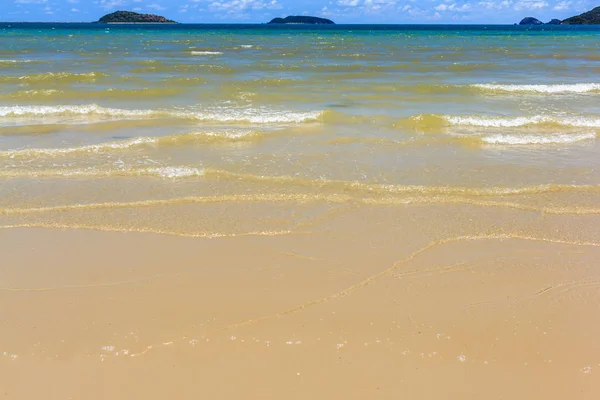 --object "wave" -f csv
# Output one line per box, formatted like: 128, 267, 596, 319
0, 104, 324, 124
2, 193, 600, 217
190, 51, 223, 56
0, 59, 39, 68
182, 108, 322, 124
404, 114, 600, 130
471, 83, 600, 94
0, 137, 157, 158
0, 87, 185, 101
203, 170, 600, 197
481, 132, 596, 145
7, 129, 589, 160
0, 104, 156, 118
0, 59, 34, 64
0, 165, 204, 179
0, 130, 265, 158
2, 194, 600, 216
131, 63, 234, 74
0, 71, 107, 83
3, 167, 600, 201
